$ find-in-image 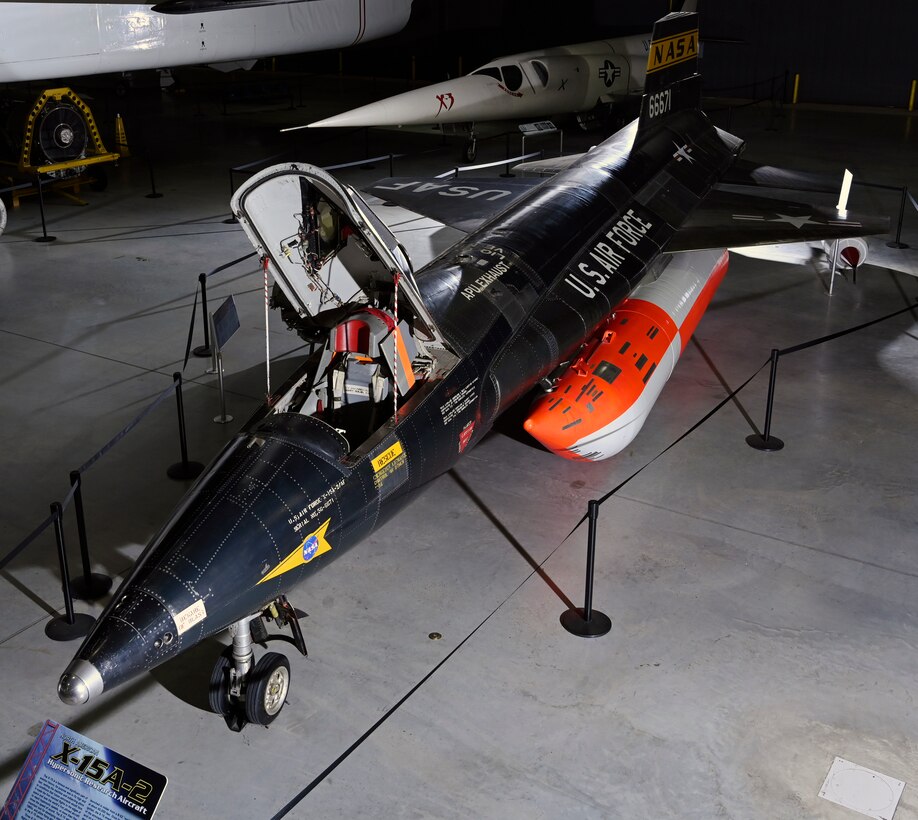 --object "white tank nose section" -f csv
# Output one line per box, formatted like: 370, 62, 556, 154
58, 659, 104, 705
